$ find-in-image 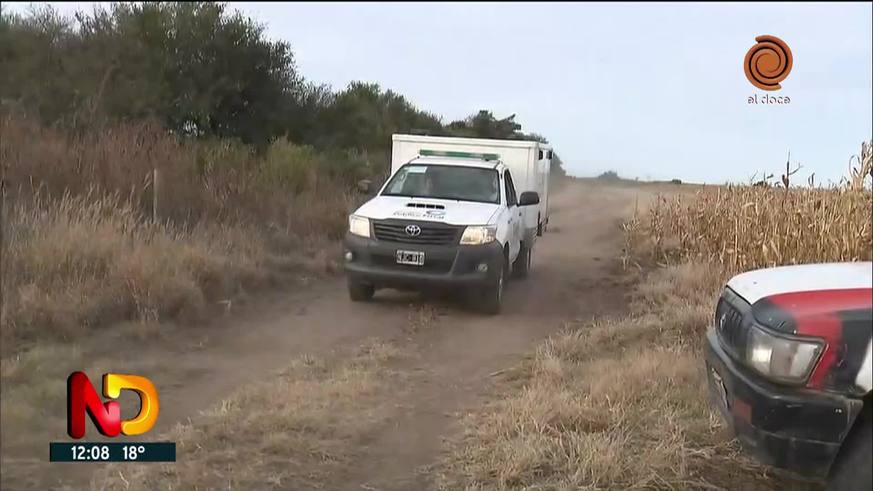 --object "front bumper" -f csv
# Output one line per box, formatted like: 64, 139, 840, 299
343, 233, 503, 290
704, 327, 863, 477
